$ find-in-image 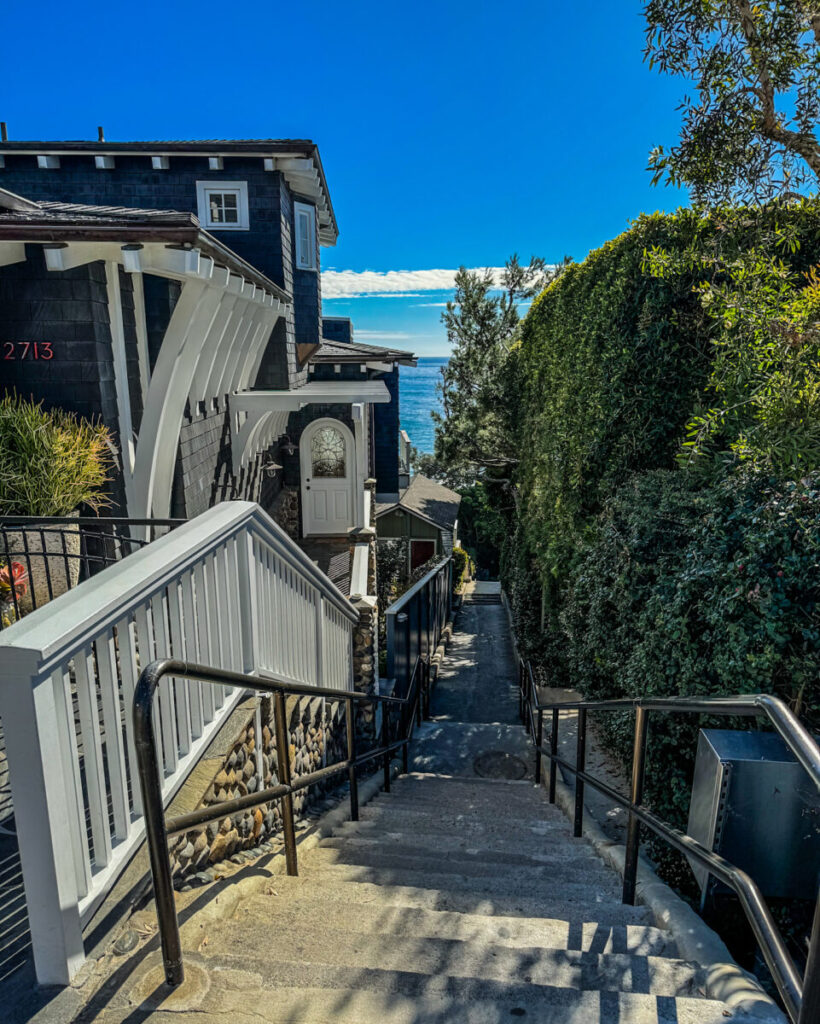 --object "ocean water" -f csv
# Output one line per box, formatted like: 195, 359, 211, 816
399, 357, 447, 454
